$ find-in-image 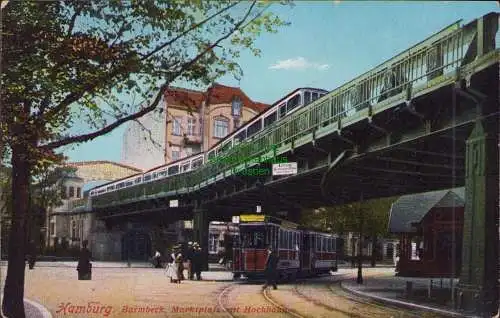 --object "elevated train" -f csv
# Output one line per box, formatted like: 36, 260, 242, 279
233, 214, 341, 280
89, 88, 328, 197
